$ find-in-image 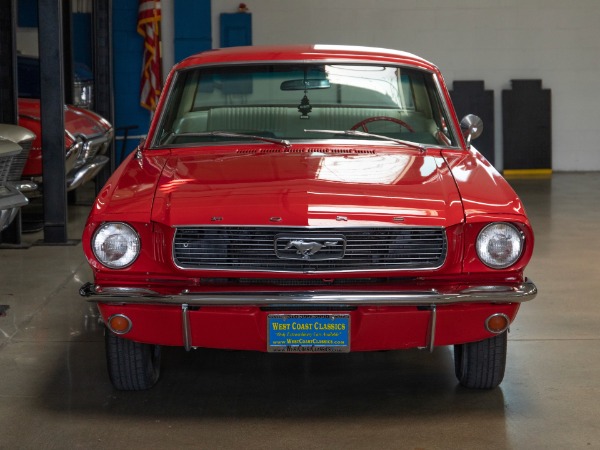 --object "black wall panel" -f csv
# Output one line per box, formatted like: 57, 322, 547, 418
502, 79, 551, 171
449, 80, 495, 166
